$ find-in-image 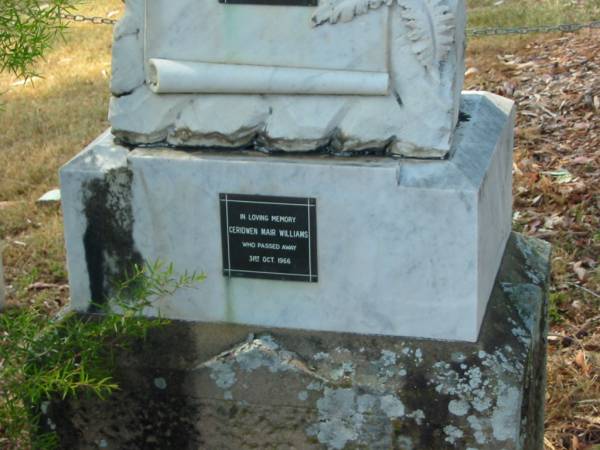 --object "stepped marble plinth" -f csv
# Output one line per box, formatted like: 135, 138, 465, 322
61, 92, 514, 342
